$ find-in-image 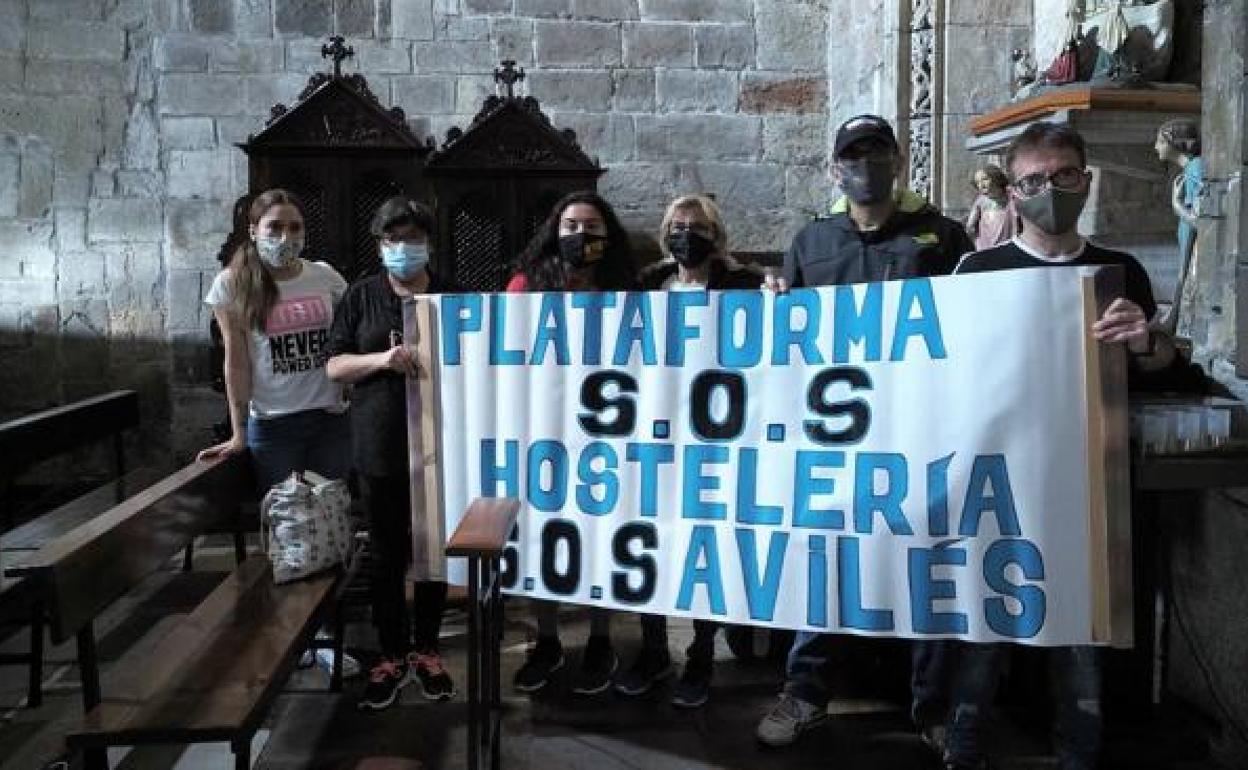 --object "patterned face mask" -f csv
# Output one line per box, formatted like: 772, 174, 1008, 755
255, 235, 304, 269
